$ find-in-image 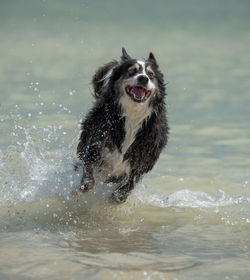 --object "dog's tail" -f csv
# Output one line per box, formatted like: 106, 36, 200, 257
92, 60, 118, 98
